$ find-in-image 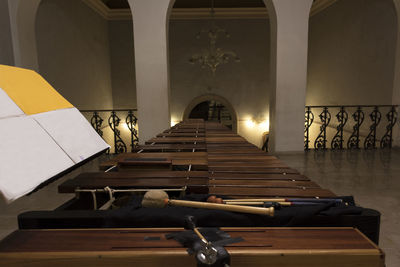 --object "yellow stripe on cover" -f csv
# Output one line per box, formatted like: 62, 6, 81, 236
0, 65, 73, 115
